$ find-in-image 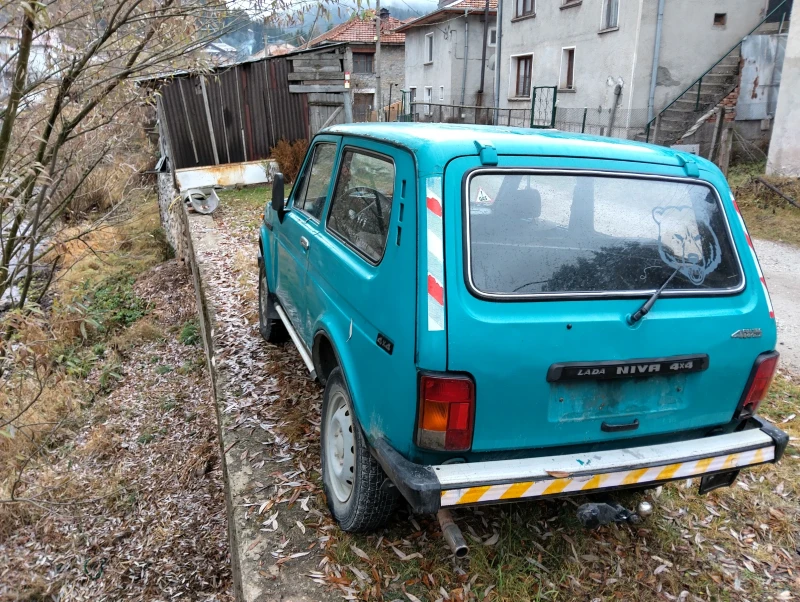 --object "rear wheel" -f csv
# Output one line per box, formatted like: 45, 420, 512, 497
258, 263, 287, 344
321, 368, 398, 532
